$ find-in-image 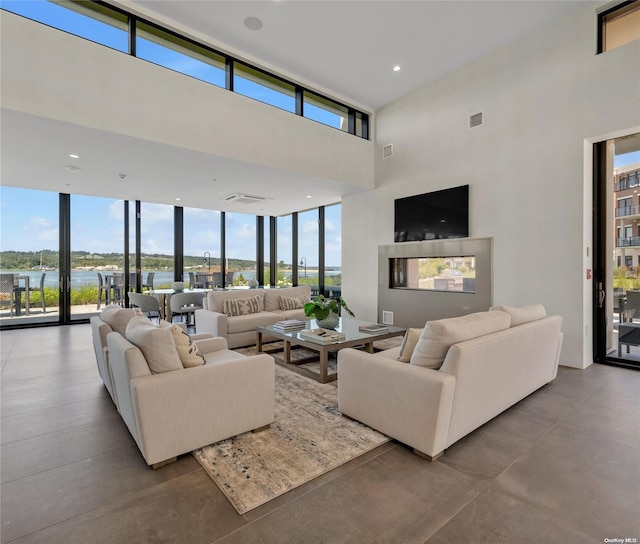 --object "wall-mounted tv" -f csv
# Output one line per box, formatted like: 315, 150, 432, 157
394, 185, 469, 242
